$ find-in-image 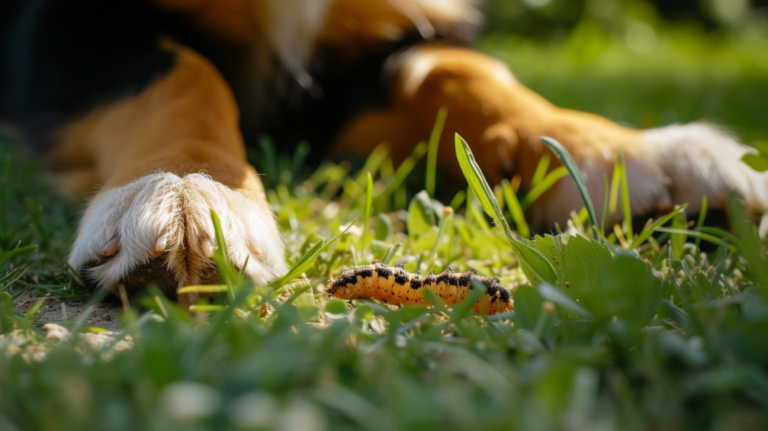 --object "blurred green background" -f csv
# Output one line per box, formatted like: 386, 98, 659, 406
480, 0, 768, 143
